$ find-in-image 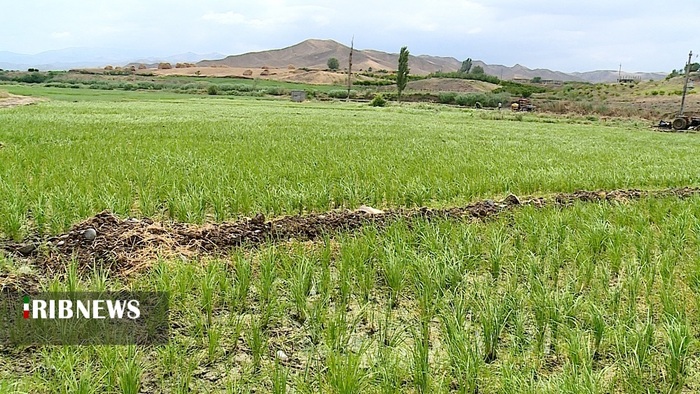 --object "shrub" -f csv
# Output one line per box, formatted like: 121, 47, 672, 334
438, 92, 457, 104
328, 90, 357, 99
370, 94, 386, 107
207, 85, 219, 95
264, 87, 288, 96
16, 73, 50, 84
